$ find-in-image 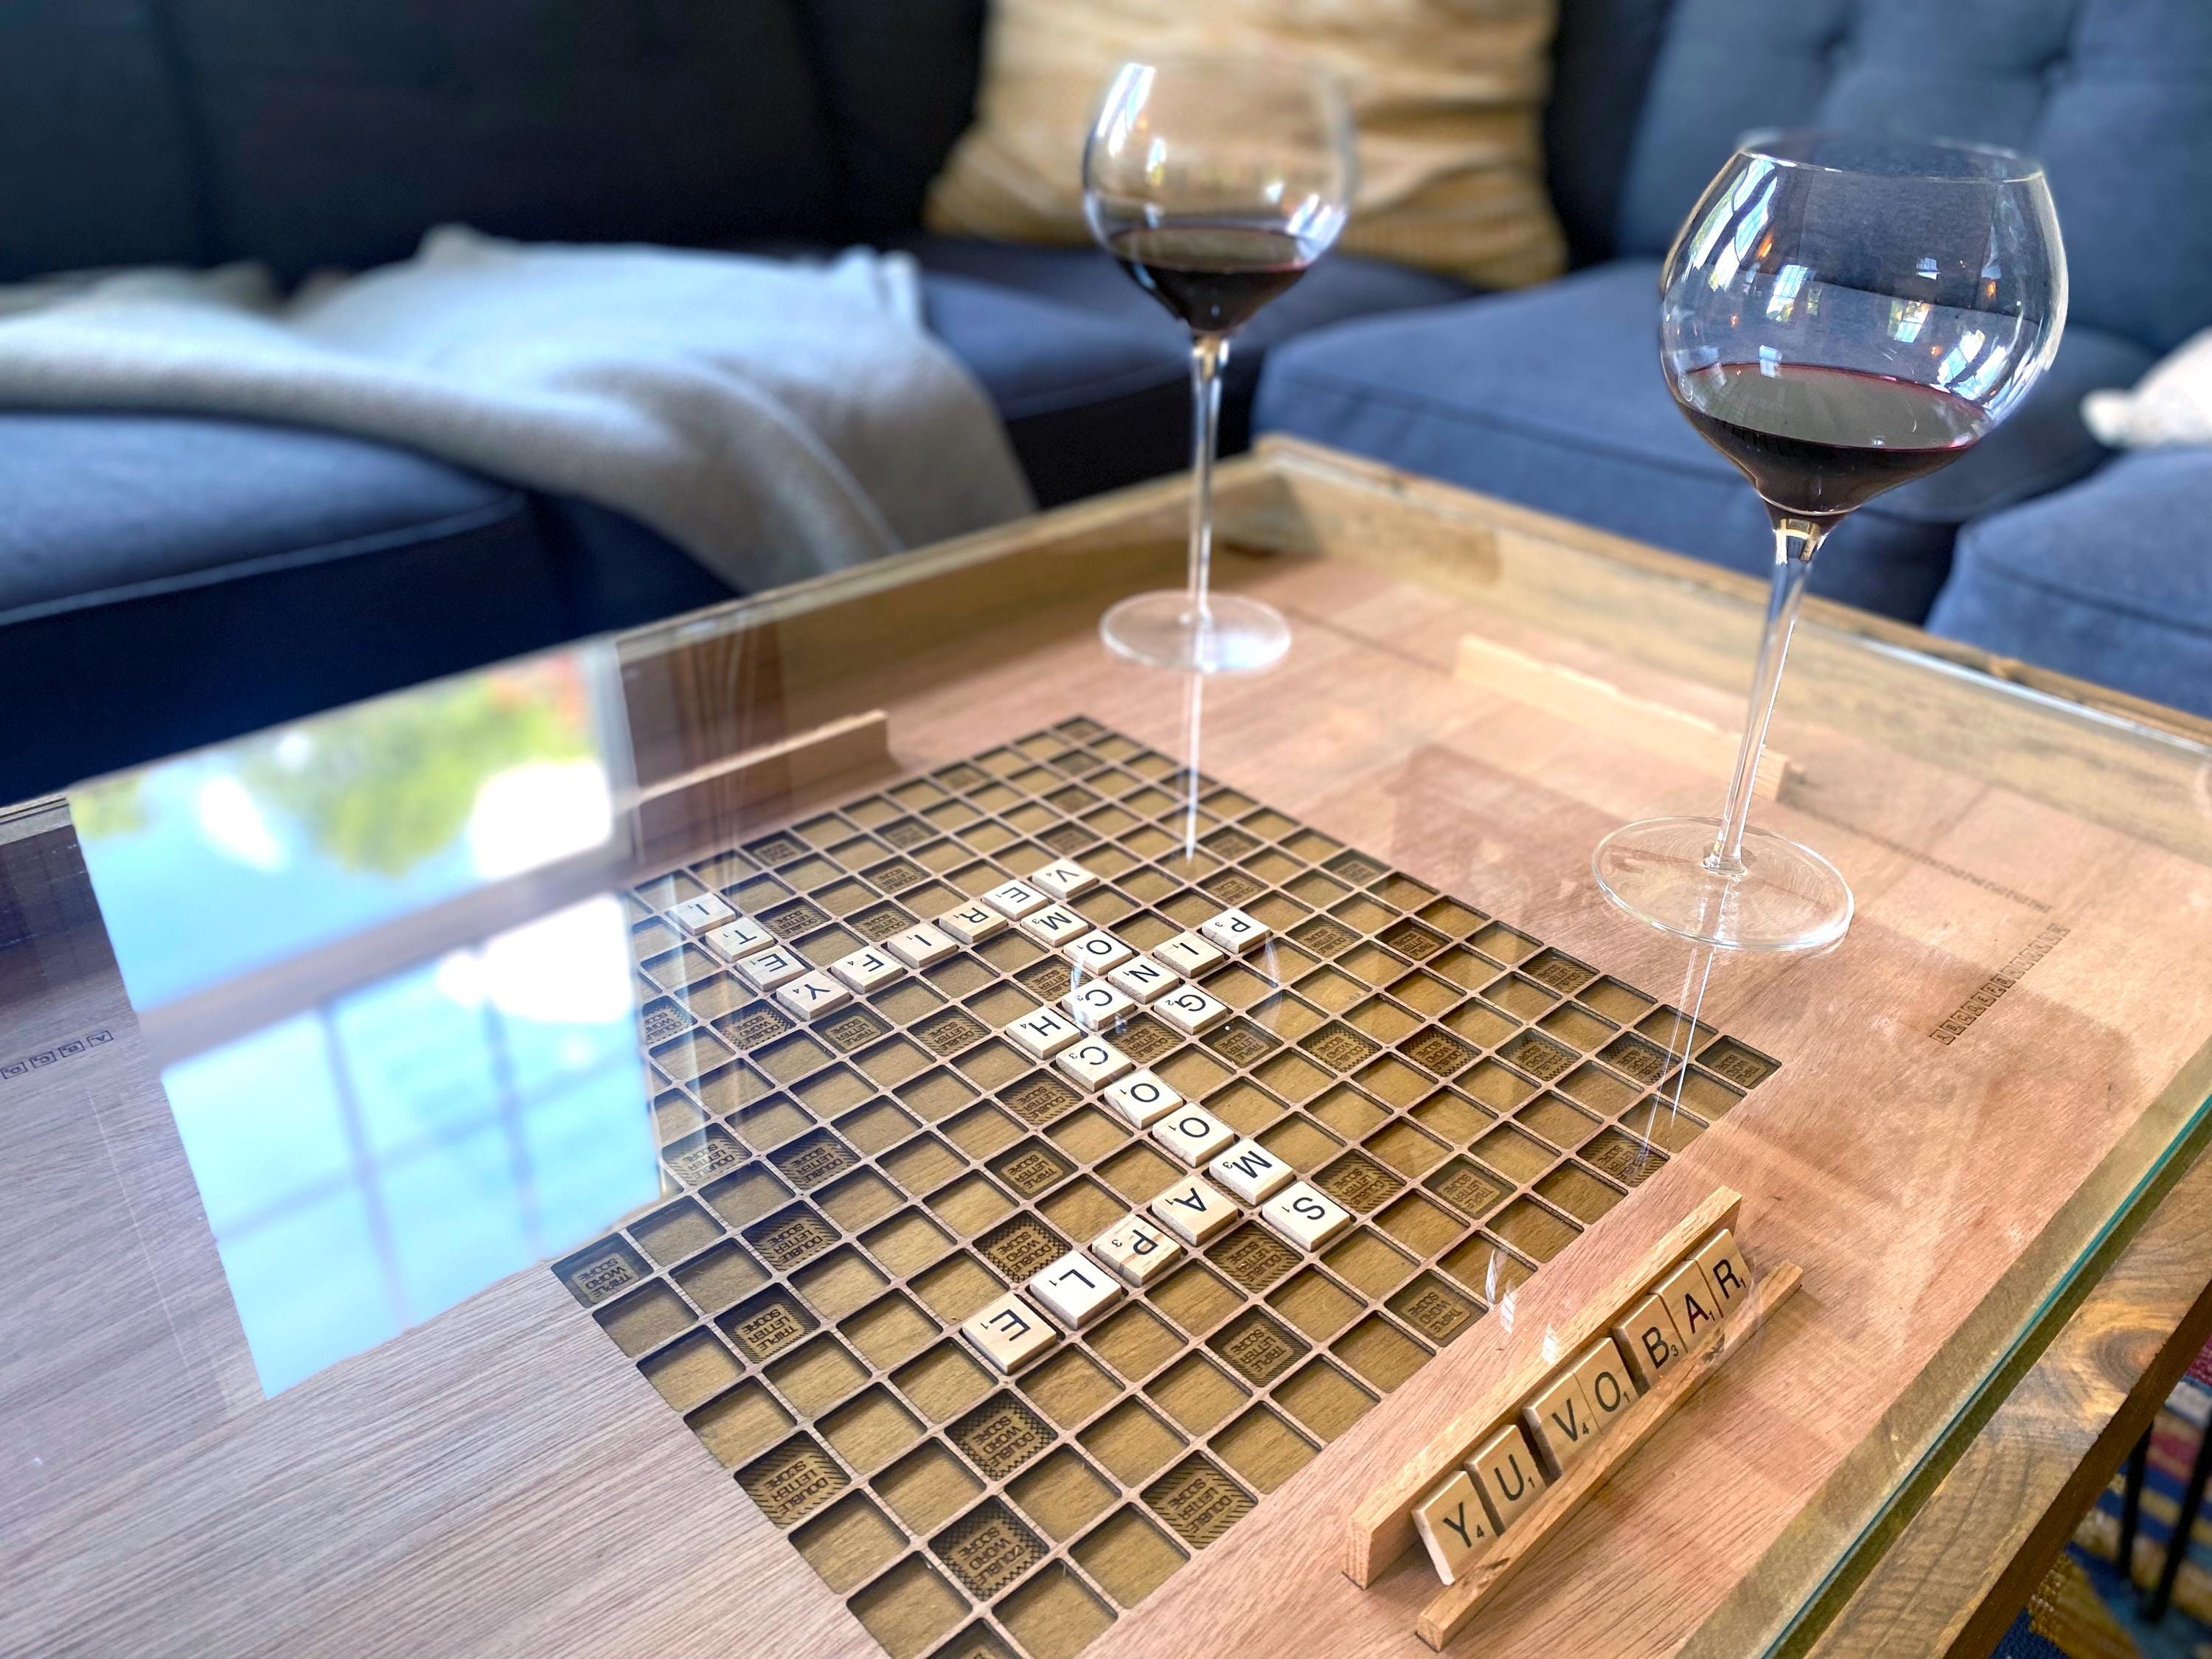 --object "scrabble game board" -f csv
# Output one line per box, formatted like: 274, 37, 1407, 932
554, 717, 1778, 1659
